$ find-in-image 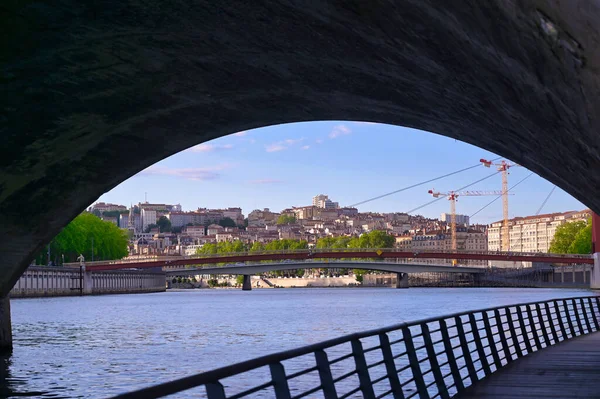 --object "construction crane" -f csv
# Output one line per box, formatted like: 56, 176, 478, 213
428, 190, 507, 260
480, 159, 519, 251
